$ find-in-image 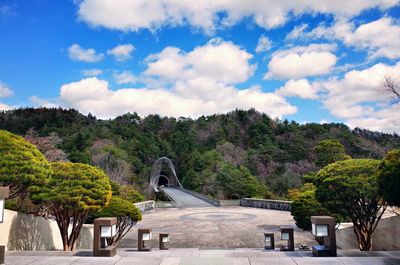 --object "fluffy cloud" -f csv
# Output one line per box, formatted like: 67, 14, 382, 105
114, 71, 137, 84
107, 44, 135, 61
82, 69, 103, 77
276, 79, 319, 99
265, 44, 338, 79
319, 62, 400, 132
0, 103, 12, 111
299, 17, 400, 59
0, 82, 13, 98
56, 77, 296, 119
68, 44, 104, 62
286, 24, 309, 40
48, 40, 296, 119
145, 38, 255, 84
255, 35, 272, 53
76, 0, 399, 33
